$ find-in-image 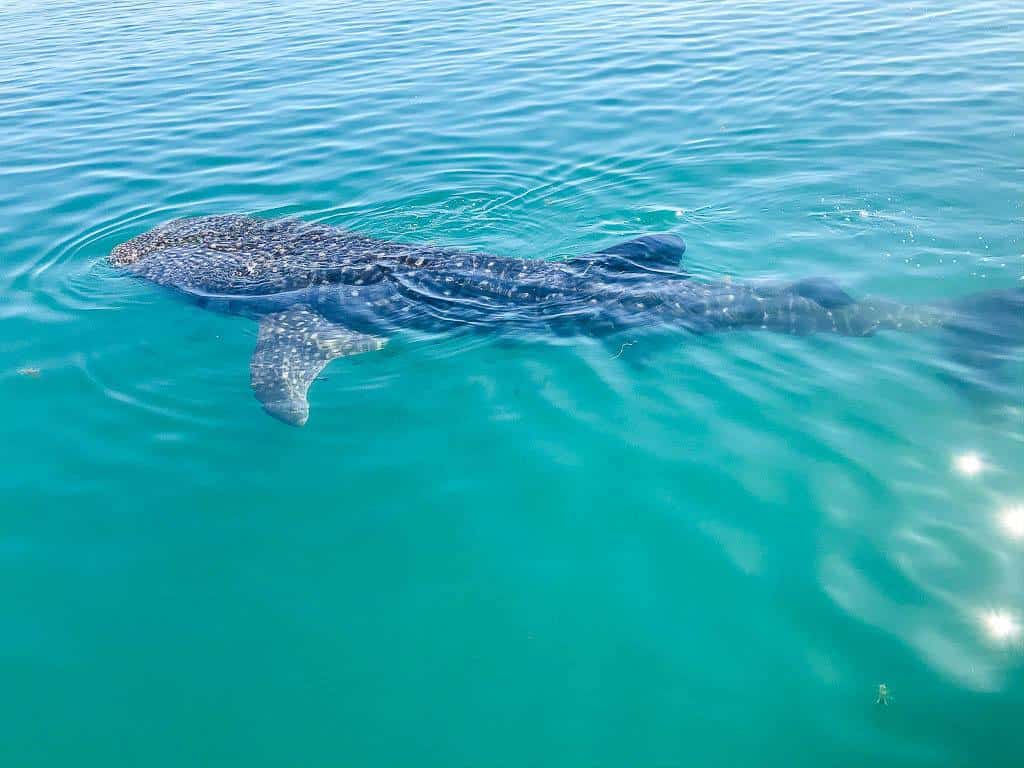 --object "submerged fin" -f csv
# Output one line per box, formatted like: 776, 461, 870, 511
250, 306, 385, 426
577, 234, 686, 274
